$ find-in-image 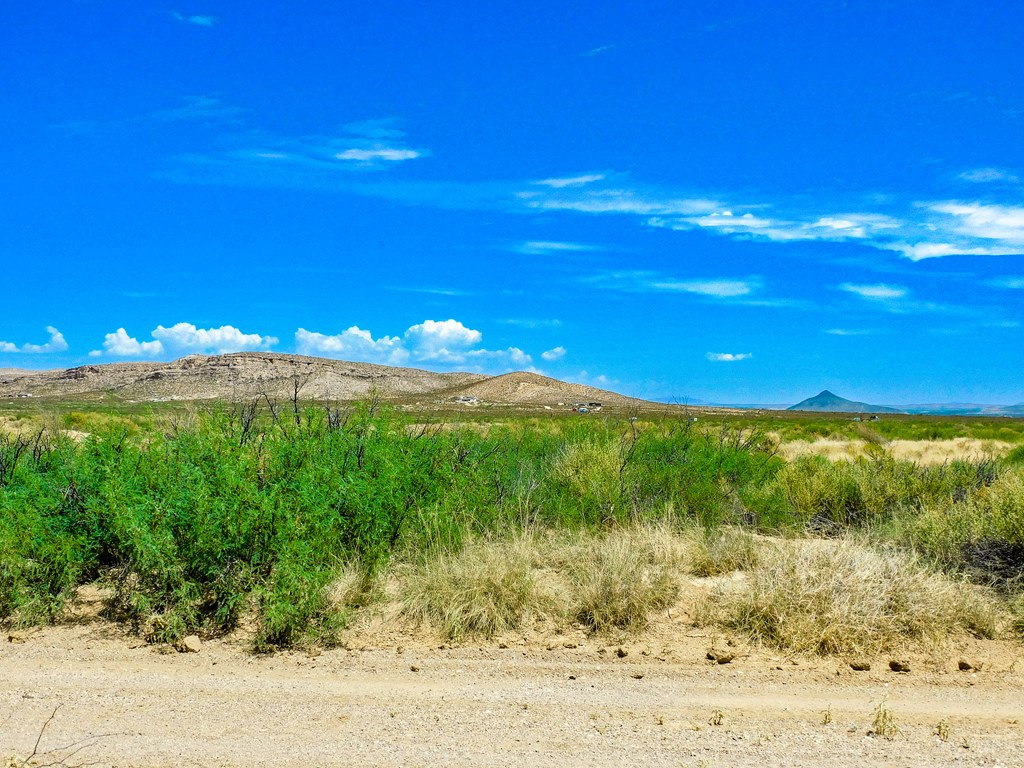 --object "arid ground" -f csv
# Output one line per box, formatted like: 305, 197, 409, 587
3, 587, 1022, 768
